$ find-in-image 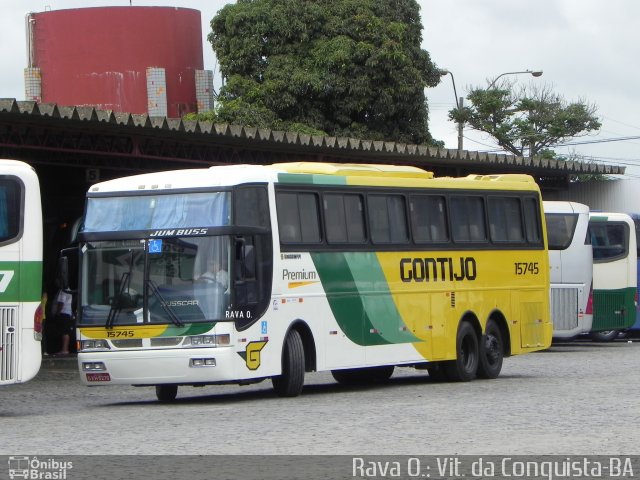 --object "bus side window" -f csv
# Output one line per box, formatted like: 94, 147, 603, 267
0, 179, 22, 243
451, 196, 486, 242
324, 193, 366, 244
276, 191, 321, 244
409, 195, 448, 243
